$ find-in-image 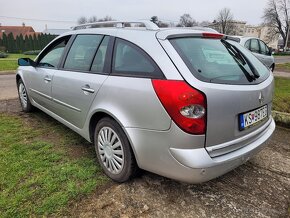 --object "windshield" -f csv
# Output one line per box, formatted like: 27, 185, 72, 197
170, 37, 270, 85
